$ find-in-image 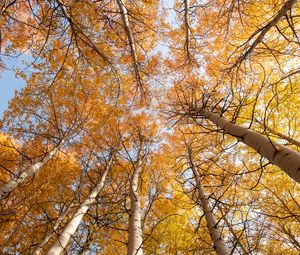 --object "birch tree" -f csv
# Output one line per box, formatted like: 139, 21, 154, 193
126, 144, 145, 255
32, 201, 74, 255
186, 145, 230, 255
185, 107, 300, 184
121, 118, 152, 255
2, 0, 300, 254
45, 153, 114, 255
0, 140, 63, 201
